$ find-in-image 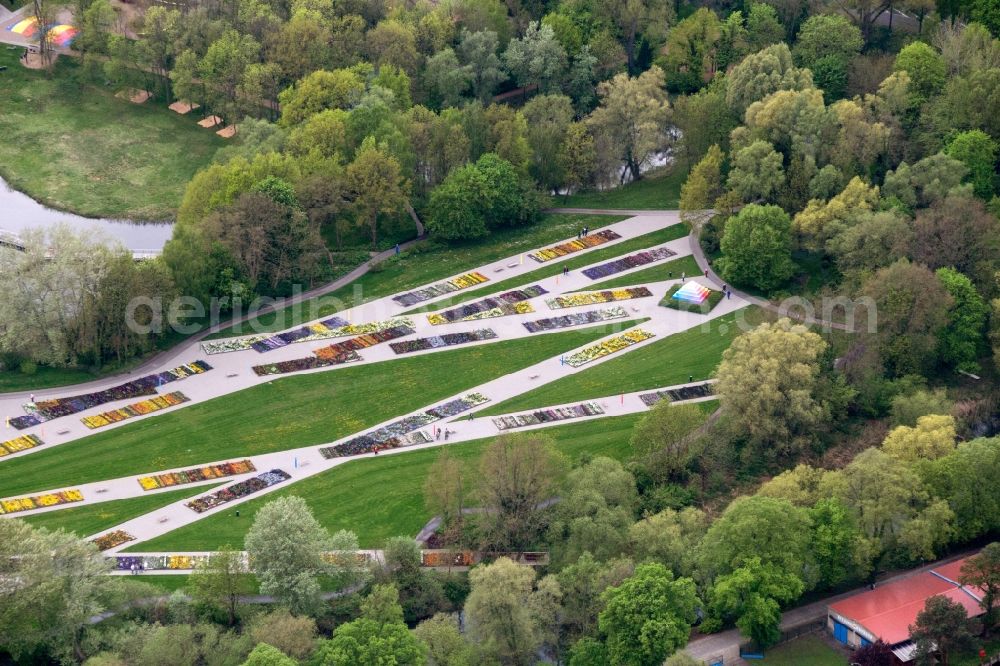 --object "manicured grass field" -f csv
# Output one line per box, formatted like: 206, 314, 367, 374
559, 167, 687, 210
477, 308, 762, 415
127, 413, 650, 551
758, 635, 845, 665
402, 223, 688, 314
207, 213, 626, 339
20, 485, 217, 537
0, 49, 223, 219
574, 255, 701, 292
0, 323, 637, 496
